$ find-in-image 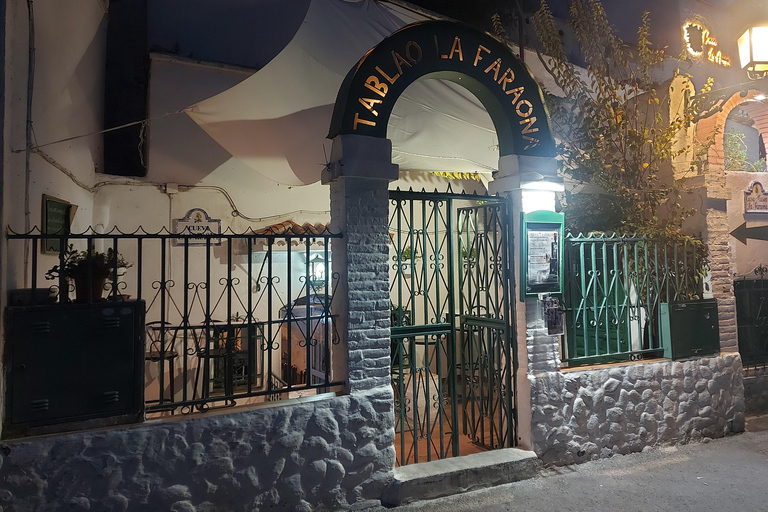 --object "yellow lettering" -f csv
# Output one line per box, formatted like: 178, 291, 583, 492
484, 58, 502, 81
364, 76, 388, 97
405, 41, 422, 64
516, 100, 533, 118
391, 51, 411, 76
358, 97, 382, 116
448, 36, 464, 61
523, 136, 540, 150
353, 112, 376, 130
474, 45, 490, 66
376, 65, 400, 85
506, 86, 524, 104
498, 68, 515, 91
520, 117, 539, 134
435, 35, 449, 59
